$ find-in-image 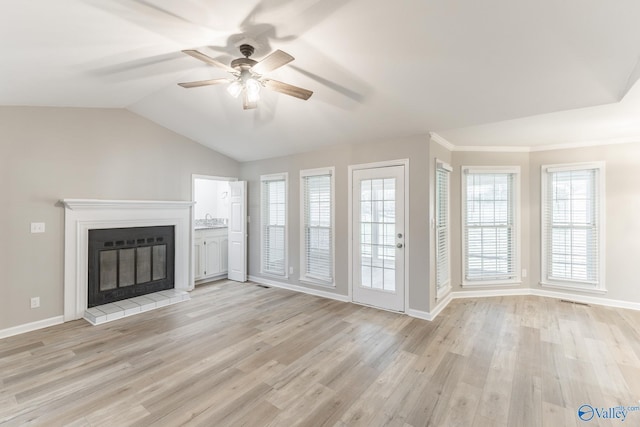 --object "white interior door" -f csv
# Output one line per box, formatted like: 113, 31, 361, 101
352, 166, 405, 311
228, 181, 247, 282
